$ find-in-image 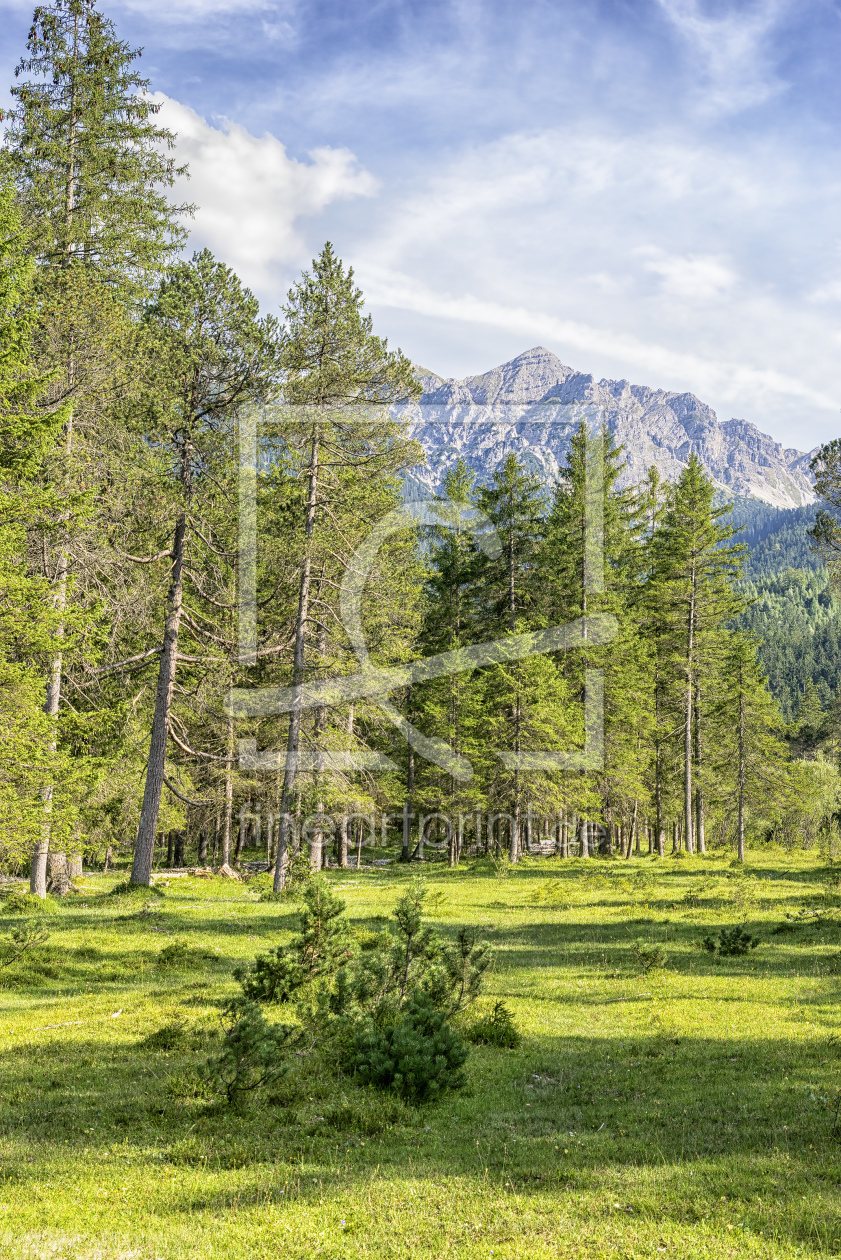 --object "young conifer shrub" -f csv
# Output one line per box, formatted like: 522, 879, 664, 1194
351, 994, 469, 1102
202, 1001, 295, 1105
